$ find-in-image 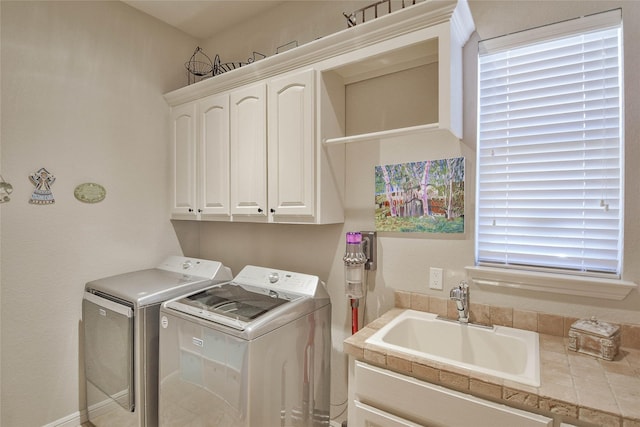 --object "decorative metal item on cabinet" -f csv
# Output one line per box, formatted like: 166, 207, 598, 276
213, 51, 266, 76
343, 0, 422, 27
275, 41, 298, 54
185, 46, 214, 84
